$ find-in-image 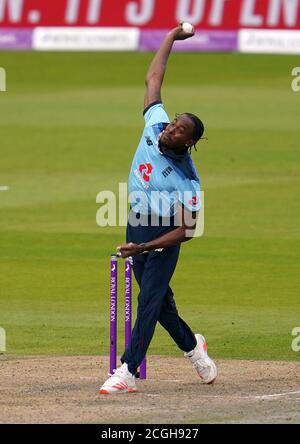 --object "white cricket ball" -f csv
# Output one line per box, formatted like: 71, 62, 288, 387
182, 22, 194, 33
